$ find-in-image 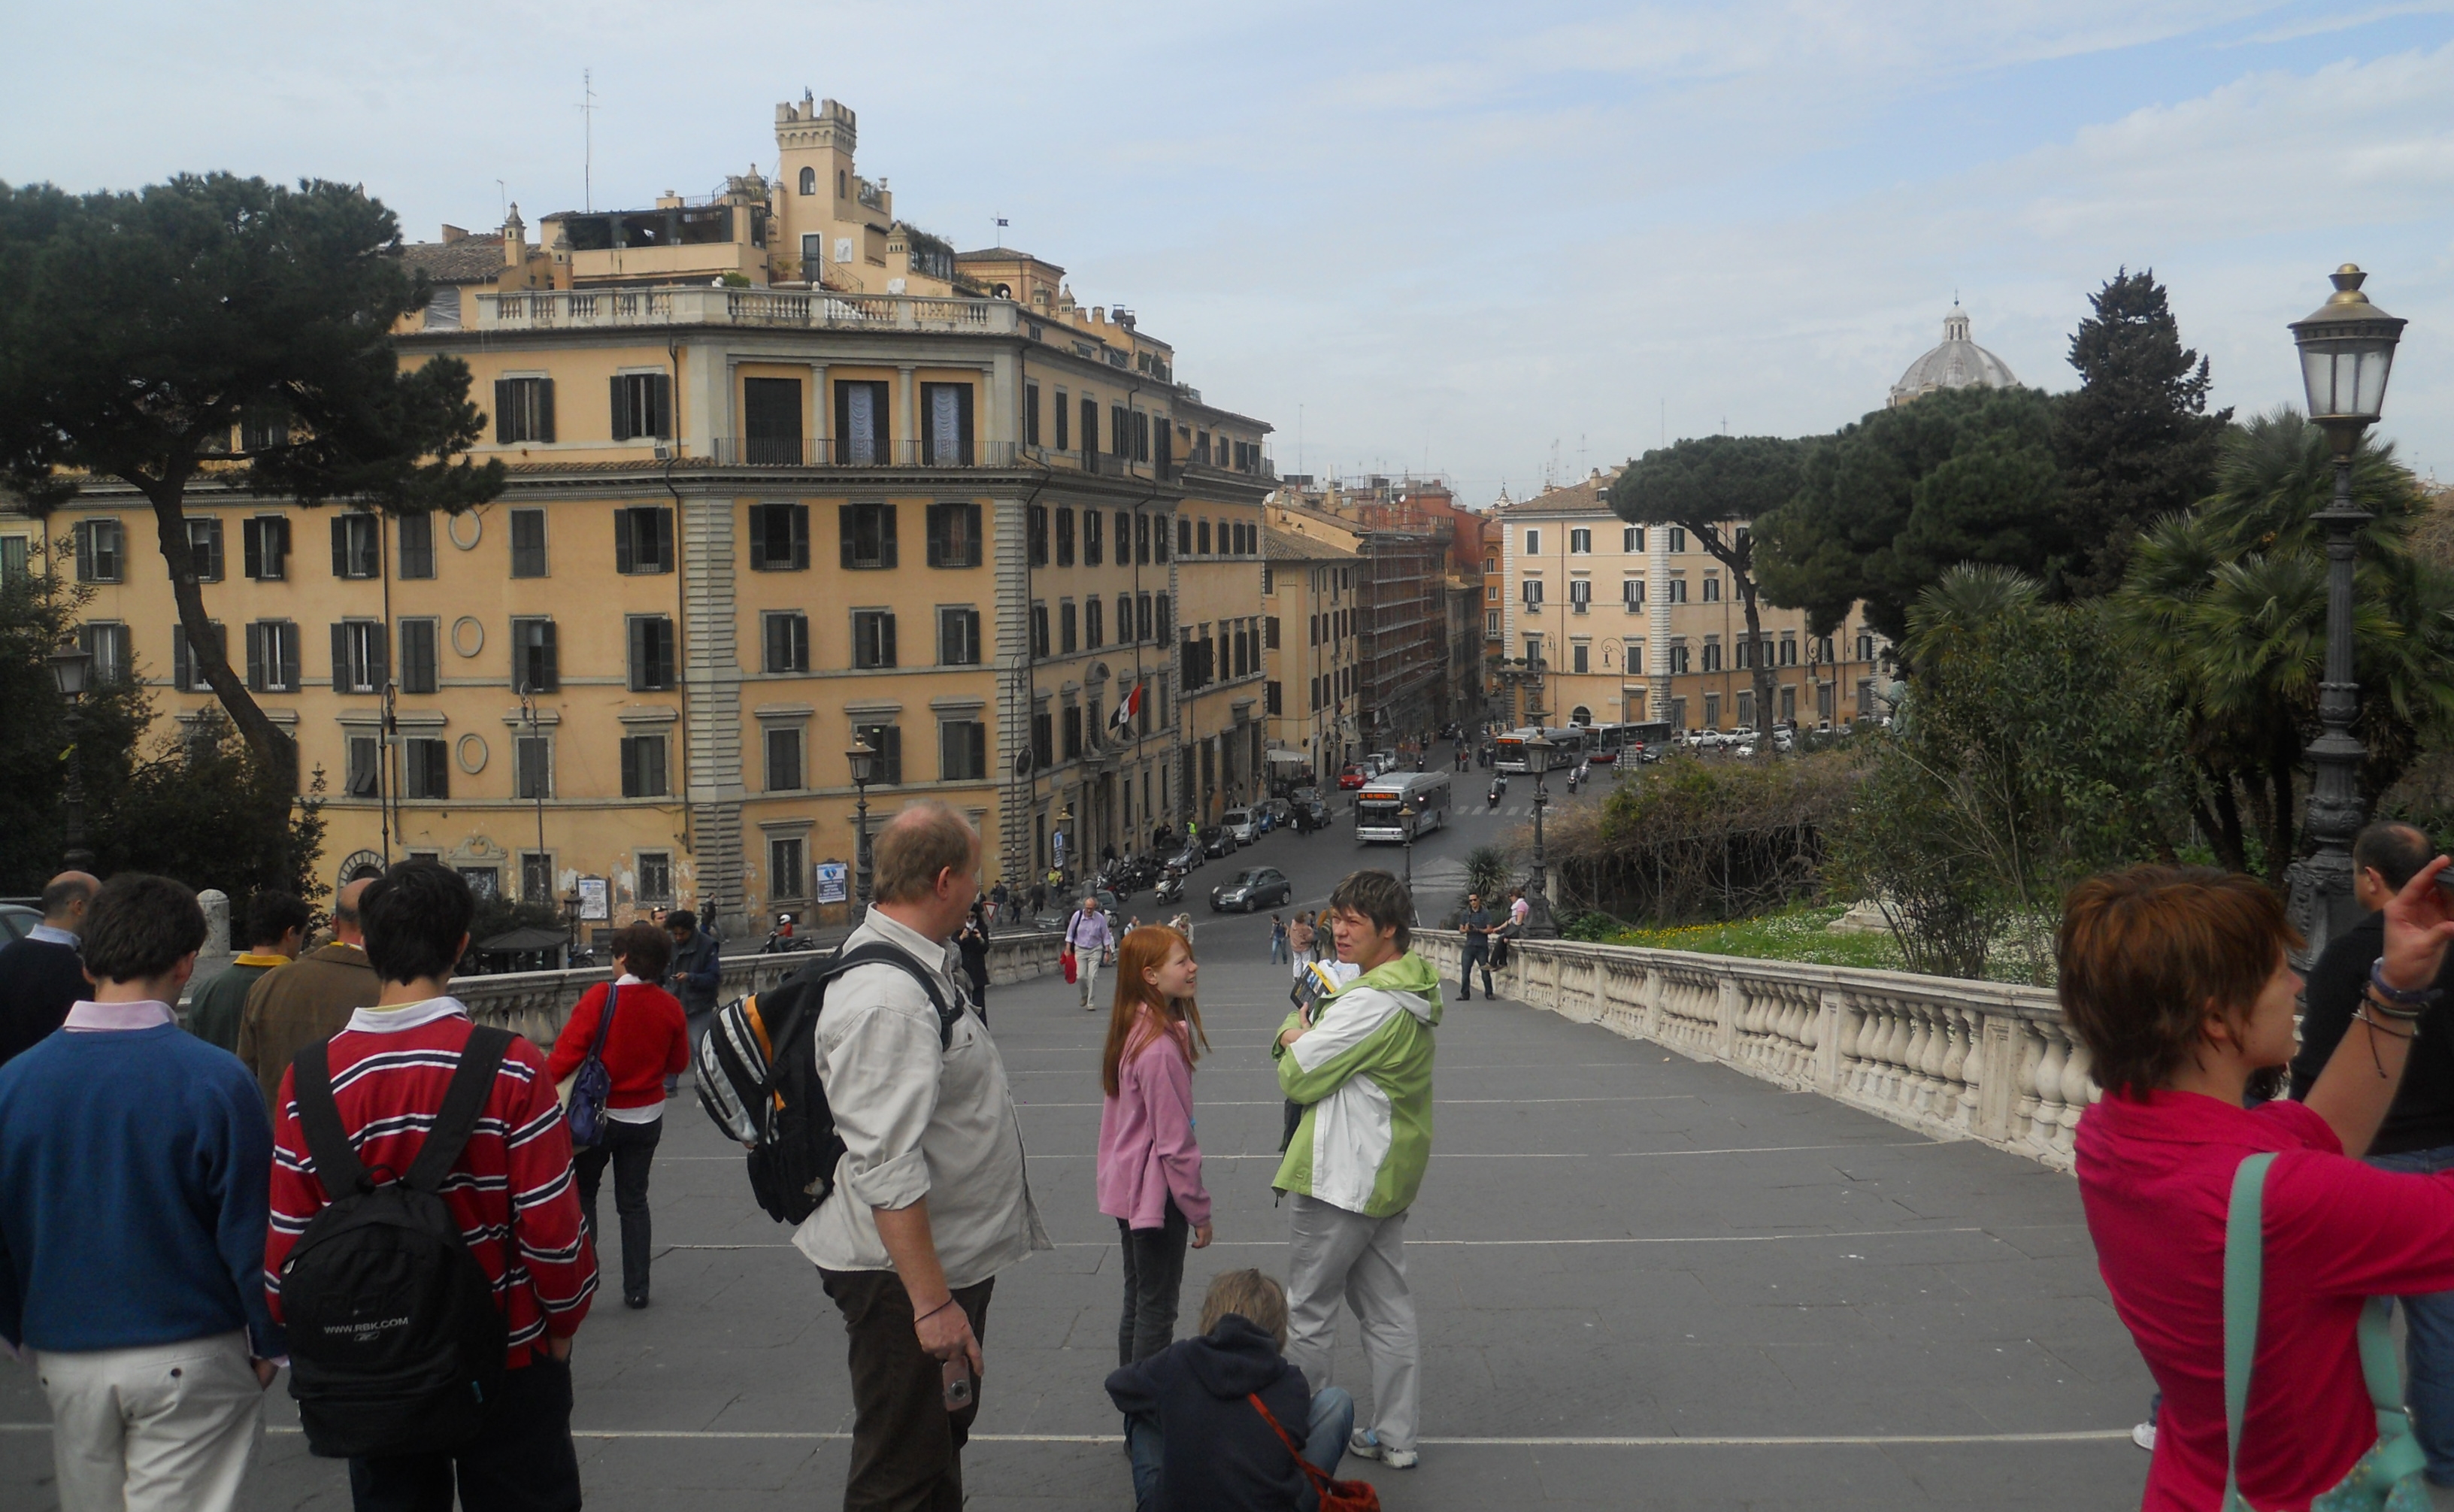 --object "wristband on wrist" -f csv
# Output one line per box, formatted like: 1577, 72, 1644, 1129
2365, 987, 2425, 1020
915, 1296, 959, 1326
2370, 957, 2443, 1008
